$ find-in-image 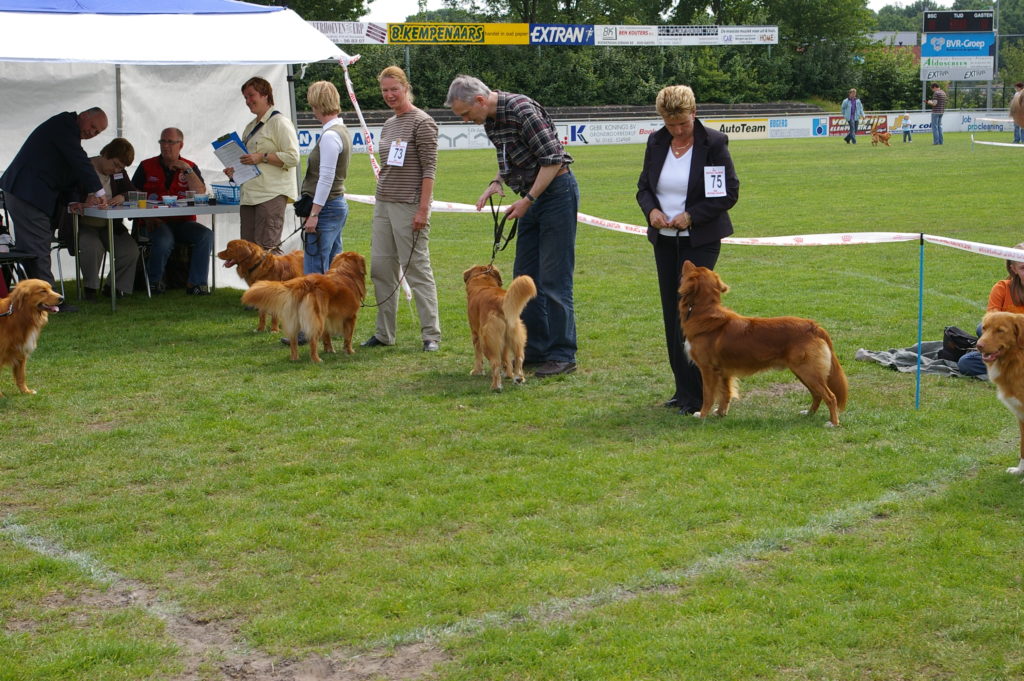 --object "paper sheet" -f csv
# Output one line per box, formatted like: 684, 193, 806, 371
212, 131, 260, 185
